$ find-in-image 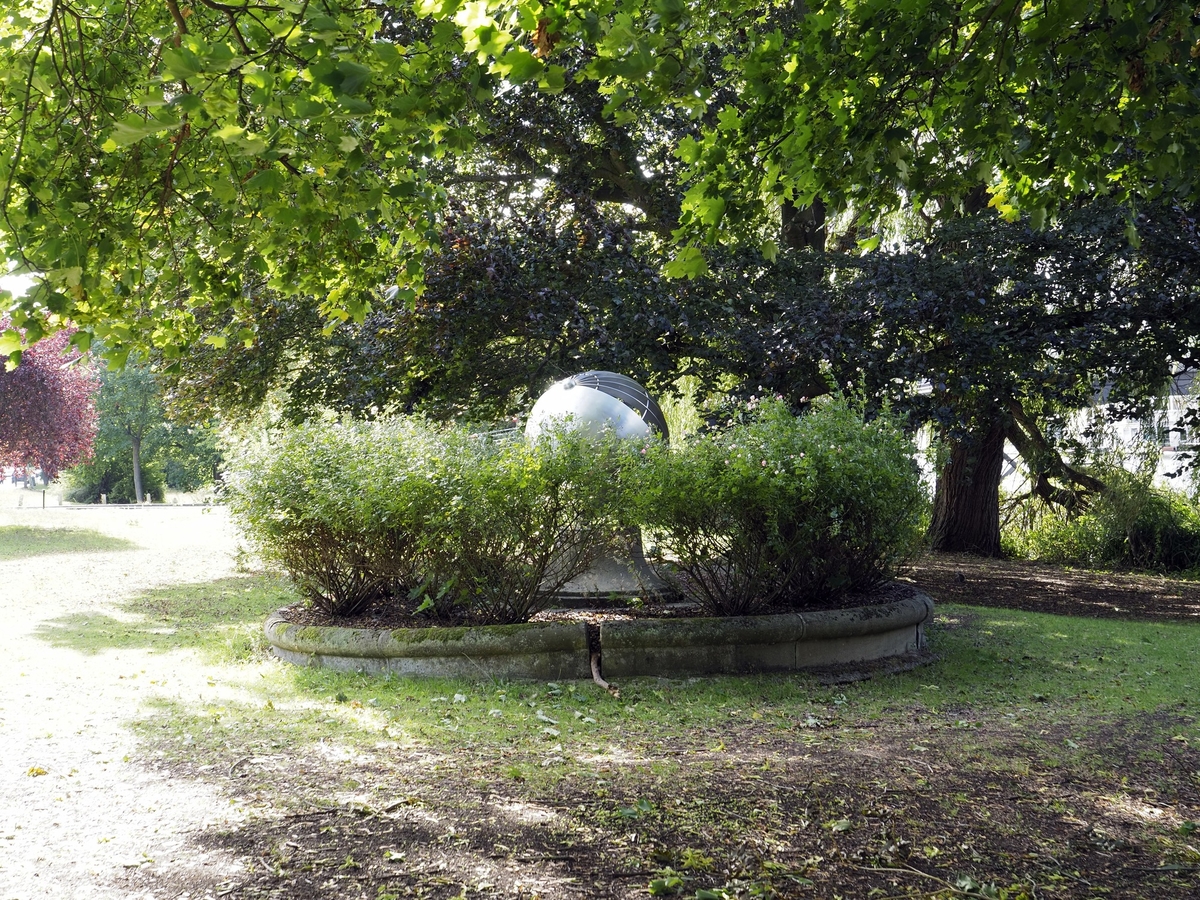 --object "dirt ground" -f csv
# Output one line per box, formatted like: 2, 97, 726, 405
903, 553, 1200, 622
204, 715, 1200, 900
2, 491, 1198, 899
